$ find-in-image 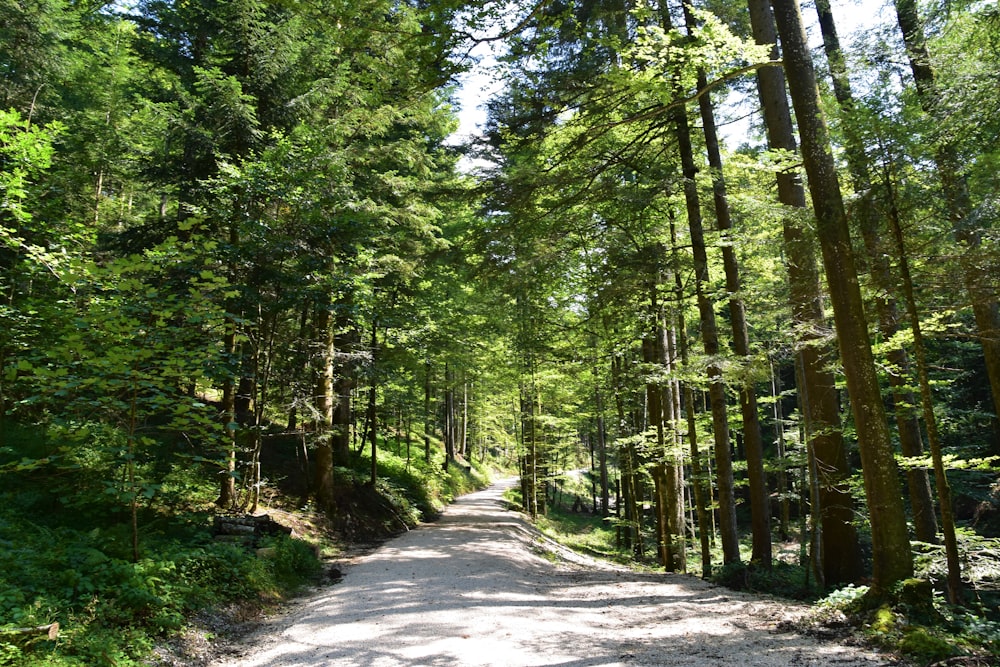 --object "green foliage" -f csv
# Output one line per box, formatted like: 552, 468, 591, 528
711, 561, 819, 600
265, 536, 323, 589
0, 423, 322, 666
0, 517, 321, 666
816, 583, 871, 611
813, 580, 1000, 663
349, 432, 492, 527
532, 503, 629, 565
